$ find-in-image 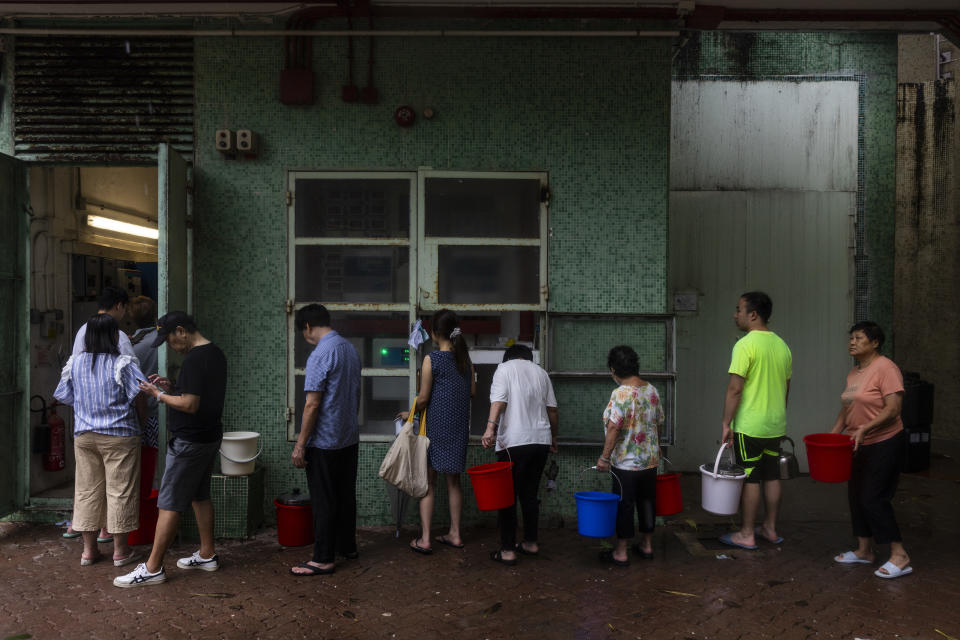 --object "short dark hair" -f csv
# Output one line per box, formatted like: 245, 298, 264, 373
503, 344, 534, 362
84, 313, 120, 370
127, 296, 156, 329
295, 304, 331, 331
740, 291, 772, 323
607, 345, 640, 378
849, 320, 885, 351
98, 286, 129, 311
